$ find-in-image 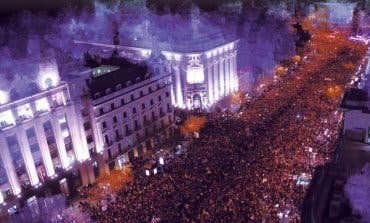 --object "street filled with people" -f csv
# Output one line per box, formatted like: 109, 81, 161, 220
83, 23, 368, 222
